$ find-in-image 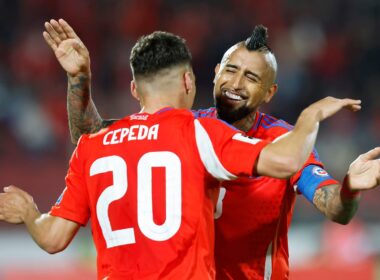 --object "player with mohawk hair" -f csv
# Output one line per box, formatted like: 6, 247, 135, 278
53, 21, 380, 280
245, 24, 272, 51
